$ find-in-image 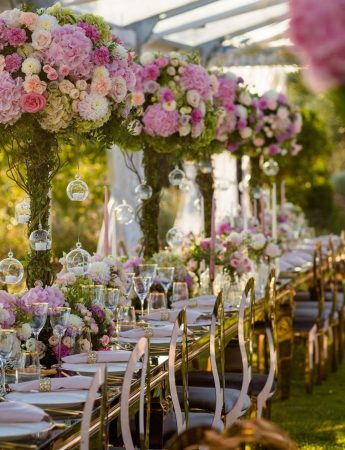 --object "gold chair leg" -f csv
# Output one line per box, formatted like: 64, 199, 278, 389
331, 324, 338, 372
304, 337, 313, 394
317, 330, 326, 383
